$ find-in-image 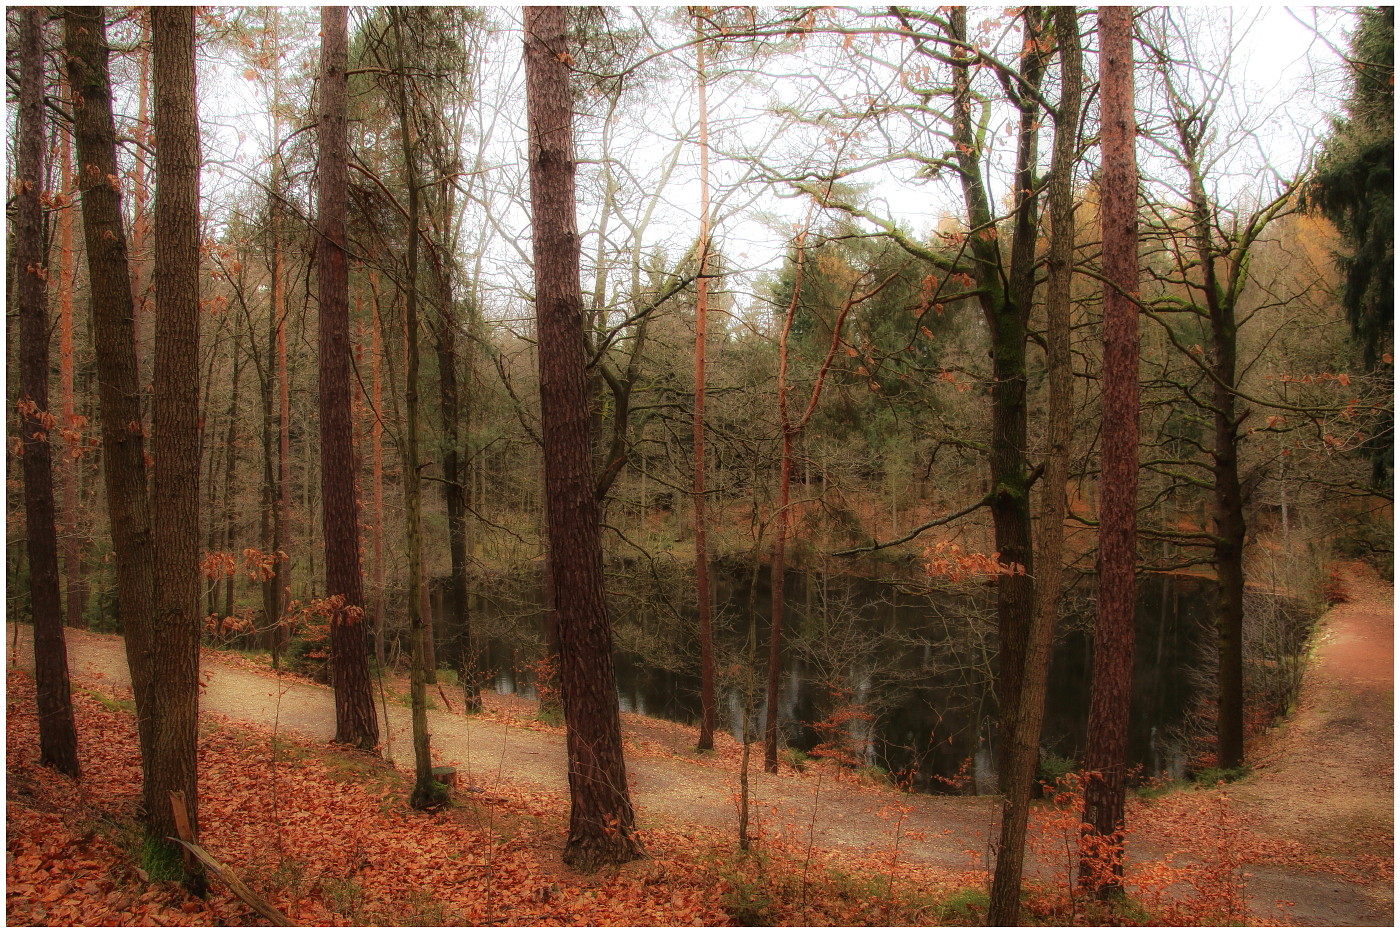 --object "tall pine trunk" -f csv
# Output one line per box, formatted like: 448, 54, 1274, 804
148, 5, 204, 850
524, 5, 642, 869
987, 7, 1082, 924
1080, 4, 1140, 898
317, 5, 378, 750
17, 5, 81, 779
